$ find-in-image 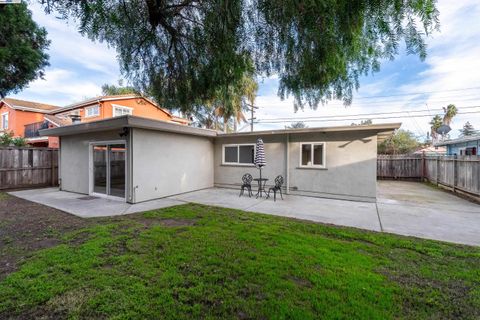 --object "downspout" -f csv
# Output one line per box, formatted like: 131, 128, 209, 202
58, 136, 62, 190
286, 133, 290, 194
127, 127, 135, 203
